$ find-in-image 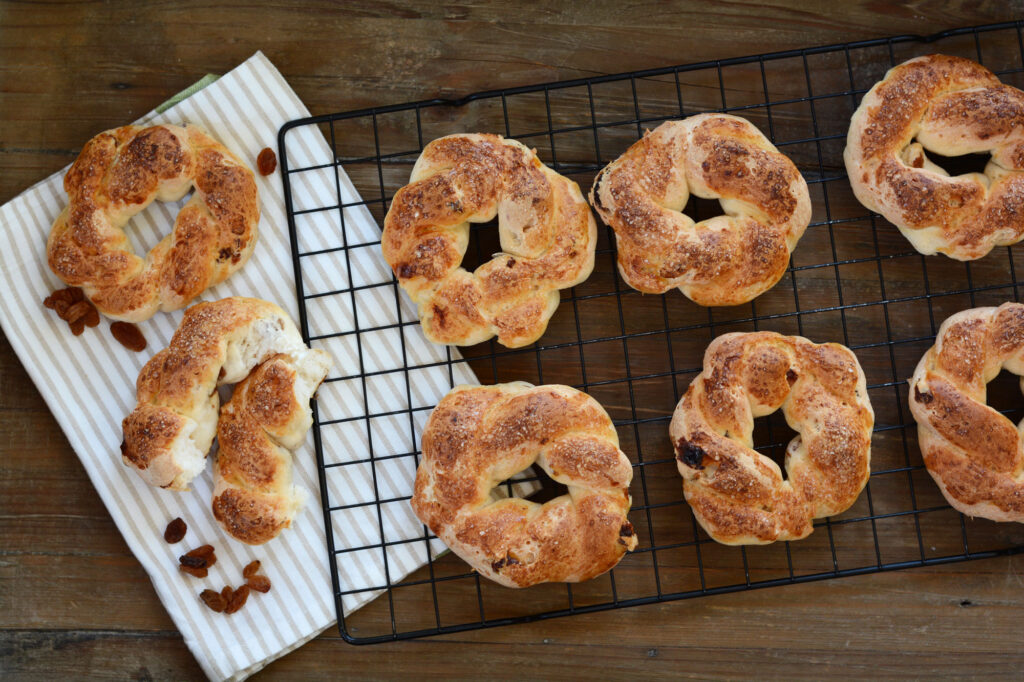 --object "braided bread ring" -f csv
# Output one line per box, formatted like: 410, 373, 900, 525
122, 297, 330, 491
845, 55, 1024, 260
47, 124, 259, 321
411, 382, 637, 587
382, 134, 597, 348
214, 352, 331, 544
590, 114, 811, 305
669, 332, 874, 545
909, 302, 1024, 523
